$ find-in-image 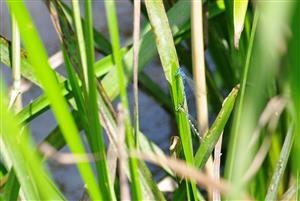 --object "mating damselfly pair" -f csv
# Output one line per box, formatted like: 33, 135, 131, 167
175, 66, 206, 140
